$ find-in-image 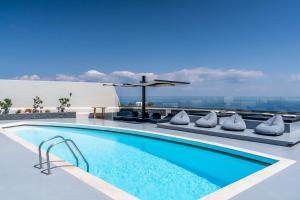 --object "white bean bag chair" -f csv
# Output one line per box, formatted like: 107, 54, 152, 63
221, 114, 246, 131
255, 115, 285, 136
195, 111, 217, 128
170, 111, 190, 125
